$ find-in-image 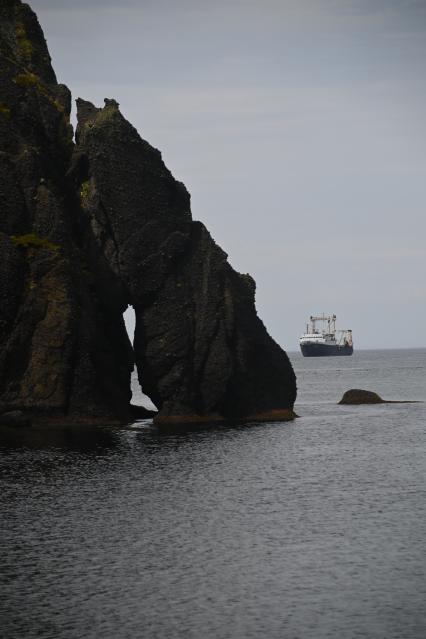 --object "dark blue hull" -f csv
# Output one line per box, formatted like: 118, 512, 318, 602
300, 343, 353, 357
